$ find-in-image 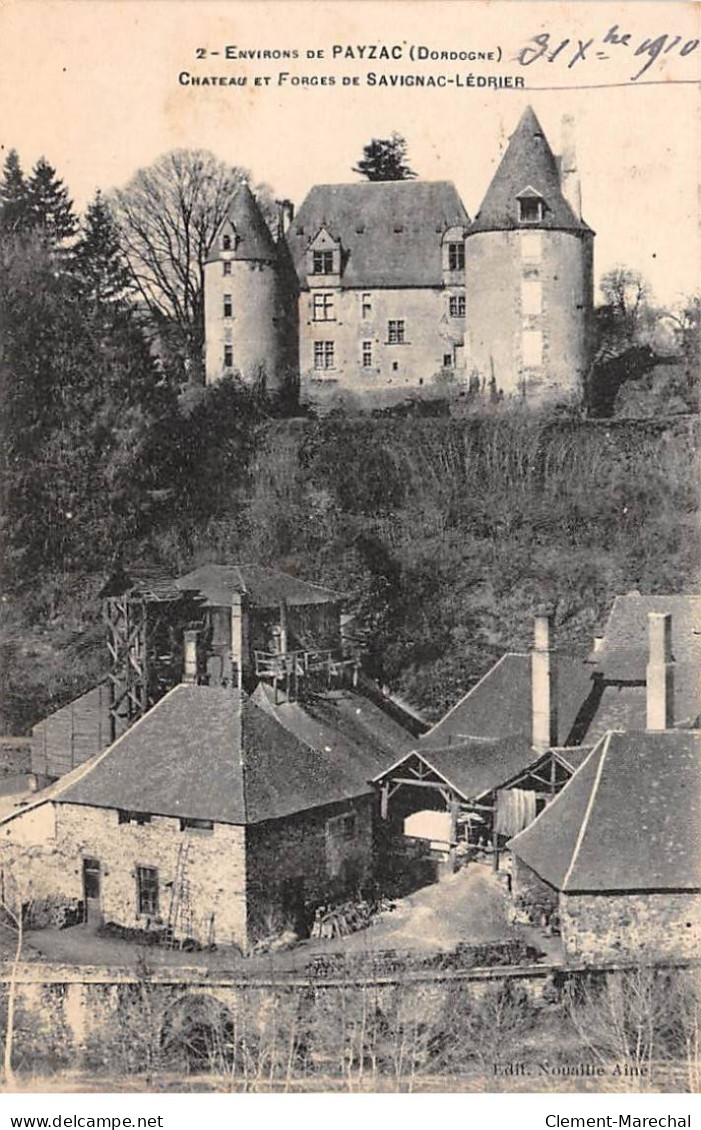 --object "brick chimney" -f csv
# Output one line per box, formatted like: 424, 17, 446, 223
231, 593, 250, 690
560, 114, 582, 220
183, 629, 199, 684
646, 612, 674, 730
532, 610, 558, 752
